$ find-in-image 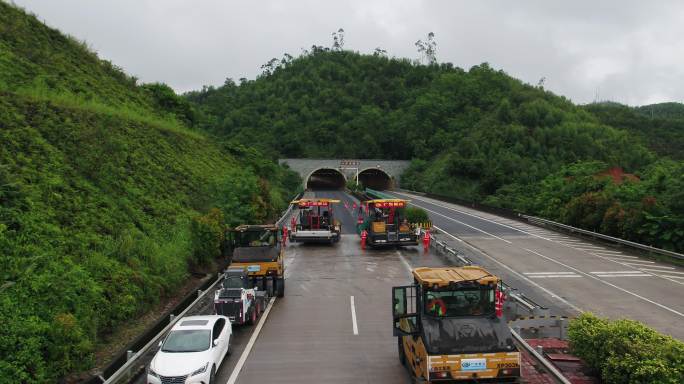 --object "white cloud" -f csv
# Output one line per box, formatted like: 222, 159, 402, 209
12, 0, 684, 105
